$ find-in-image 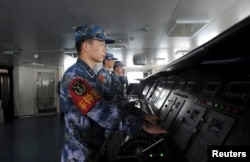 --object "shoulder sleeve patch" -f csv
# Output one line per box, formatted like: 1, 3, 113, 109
98, 75, 106, 83
69, 78, 102, 115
